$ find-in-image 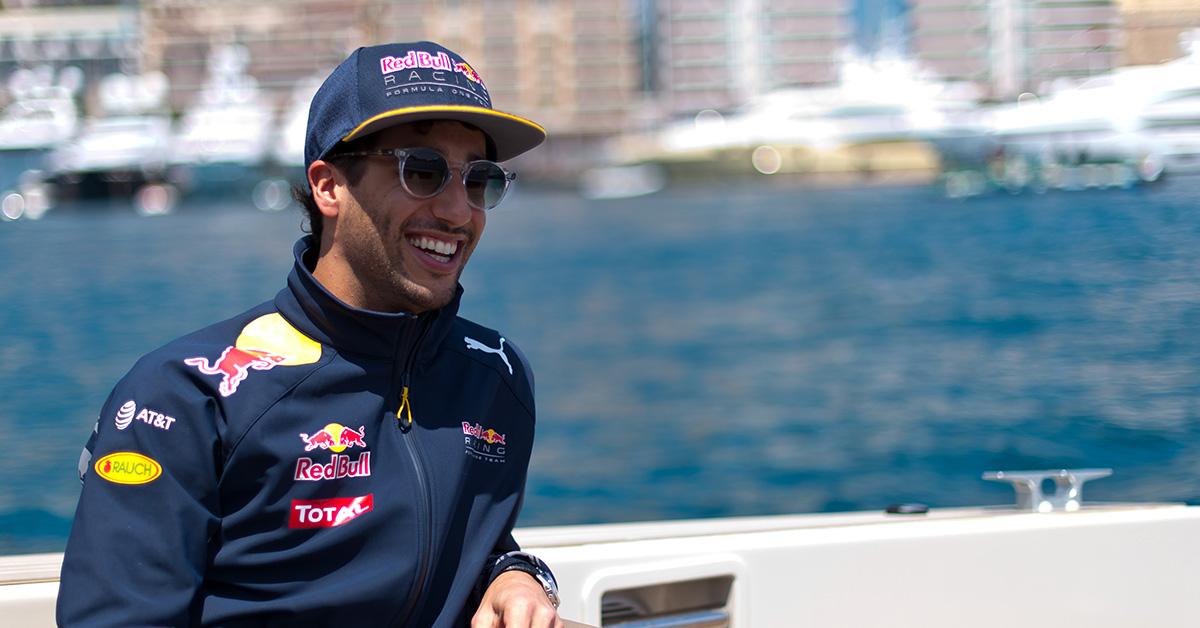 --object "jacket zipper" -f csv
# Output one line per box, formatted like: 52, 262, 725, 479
392, 319, 434, 627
